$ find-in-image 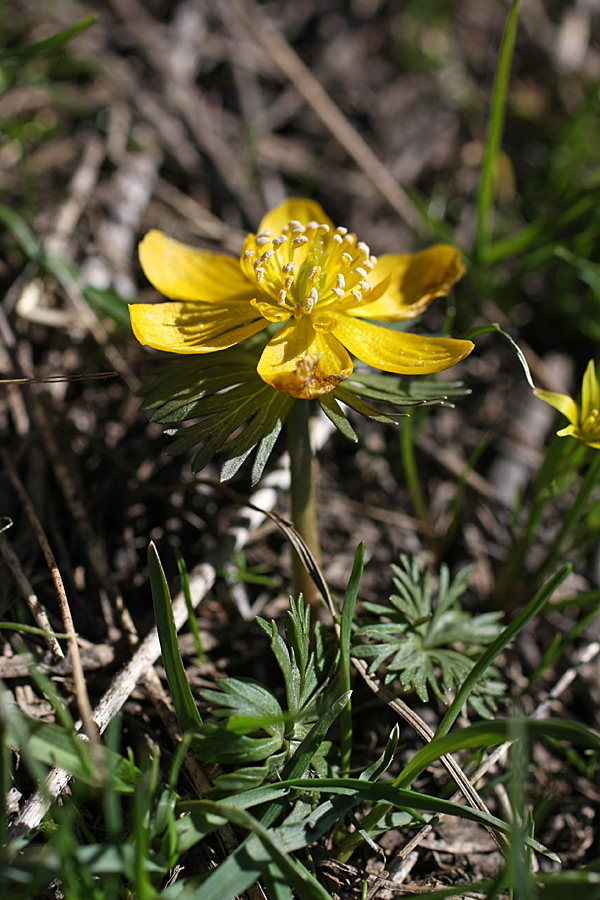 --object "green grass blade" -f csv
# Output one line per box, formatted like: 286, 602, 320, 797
173, 548, 205, 663
0, 16, 97, 64
394, 717, 599, 790
339, 544, 364, 775
434, 565, 570, 741
474, 0, 520, 258
147, 542, 202, 733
